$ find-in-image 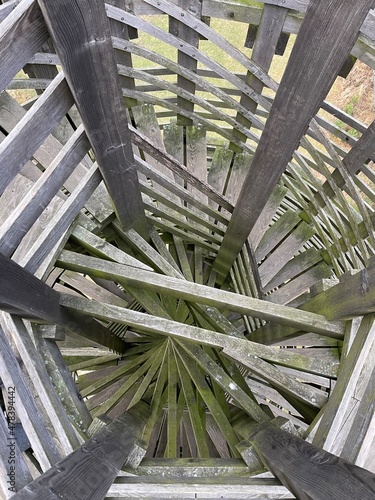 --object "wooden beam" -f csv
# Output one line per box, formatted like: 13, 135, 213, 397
214, 0, 375, 279
0, 72, 74, 196
59, 293, 339, 381
57, 250, 345, 337
0, 0, 48, 92
0, 252, 126, 352
12, 405, 148, 500
37, 0, 148, 238
248, 422, 375, 500
343, 119, 375, 175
